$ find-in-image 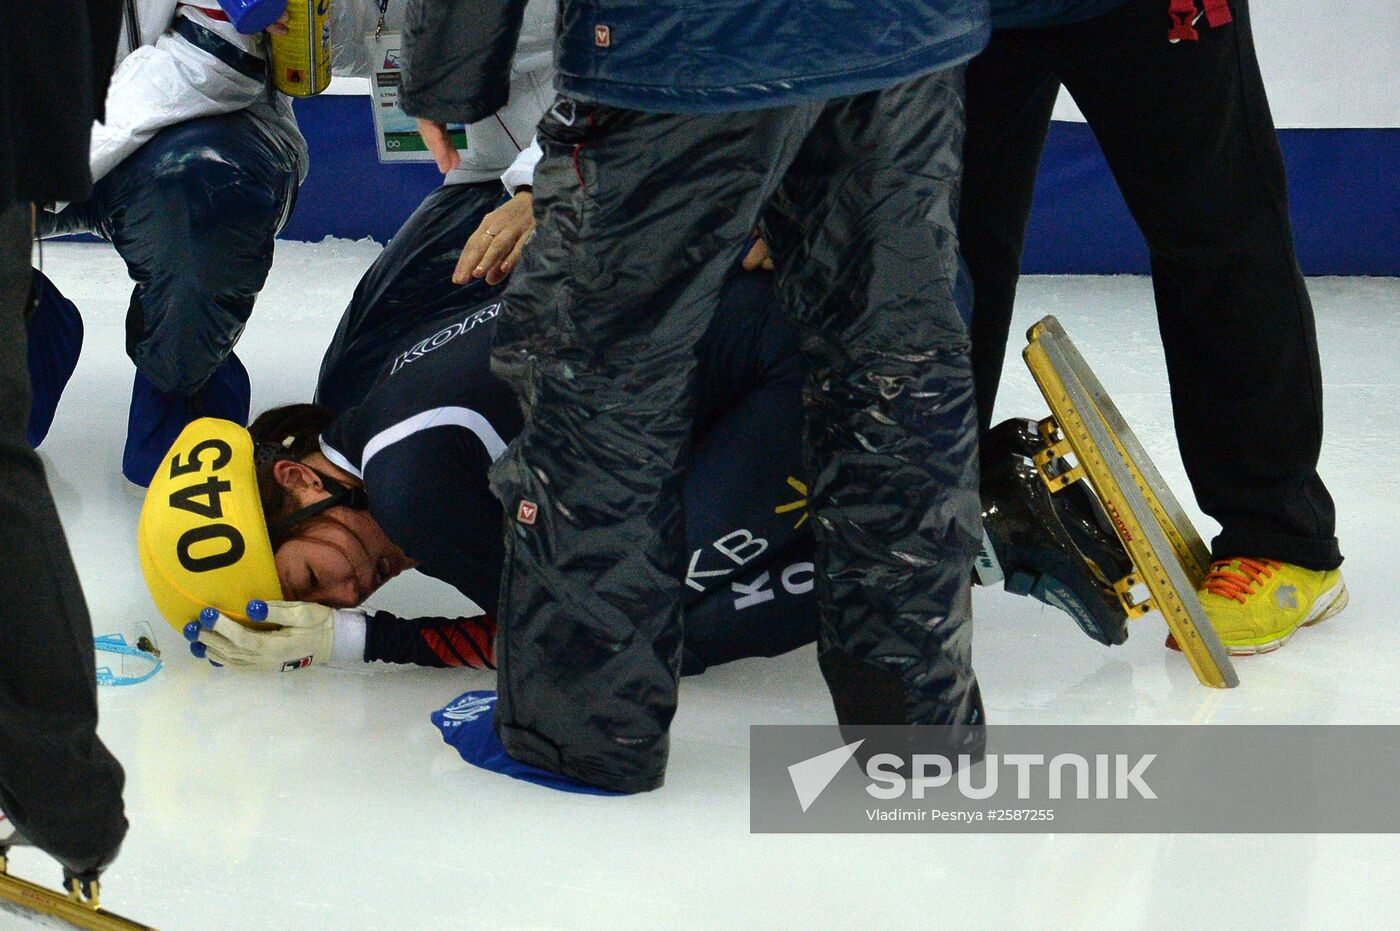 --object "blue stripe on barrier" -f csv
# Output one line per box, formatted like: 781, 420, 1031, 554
1018, 122, 1400, 277
283, 96, 1400, 276
280, 96, 446, 244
